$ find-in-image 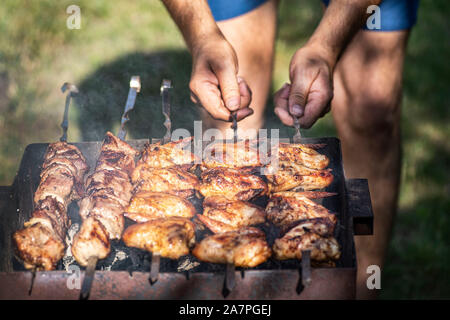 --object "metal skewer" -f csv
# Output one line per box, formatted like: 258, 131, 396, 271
79, 76, 141, 299
301, 250, 312, 287
28, 268, 36, 296
293, 116, 302, 144
225, 263, 236, 294
60, 83, 79, 142
118, 76, 141, 141
149, 253, 160, 285
147, 79, 173, 285
231, 112, 238, 143
79, 256, 98, 300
